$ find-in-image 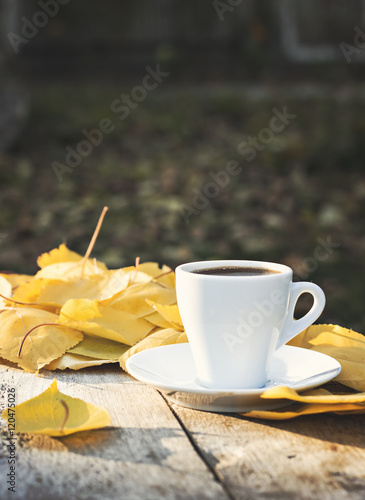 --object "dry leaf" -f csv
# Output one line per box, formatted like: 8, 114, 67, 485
289, 324, 365, 391
37, 268, 152, 307
0, 273, 32, 290
0, 308, 83, 372
59, 299, 154, 345
68, 335, 129, 360
144, 311, 172, 329
120, 327, 188, 371
35, 261, 106, 281
261, 385, 365, 404
1, 379, 110, 435
137, 262, 175, 288
37, 243, 86, 268
105, 281, 176, 317
12, 278, 51, 304
45, 353, 118, 370
243, 386, 365, 420
145, 301, 183, 330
